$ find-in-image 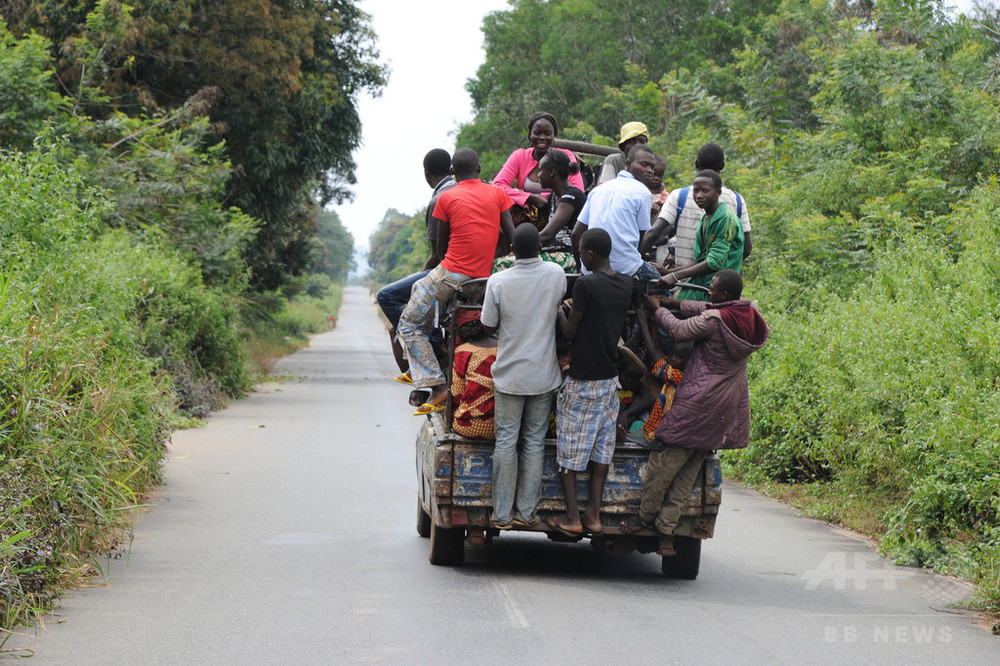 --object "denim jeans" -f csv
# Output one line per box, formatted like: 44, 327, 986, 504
491, 390, 555, 523
632, 260, 661, 282
397, 265, 469, 389
375, 270, 429, 329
